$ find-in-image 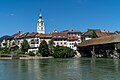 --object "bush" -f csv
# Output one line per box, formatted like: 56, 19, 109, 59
36, 52, 42, 56
0, 47, 10, 54
28, 51, 35, 56
53, 46, 75, 58
10, 49, 22, 54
